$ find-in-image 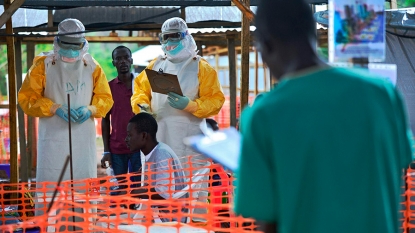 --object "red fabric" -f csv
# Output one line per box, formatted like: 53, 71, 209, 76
108, 77, 136, 154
